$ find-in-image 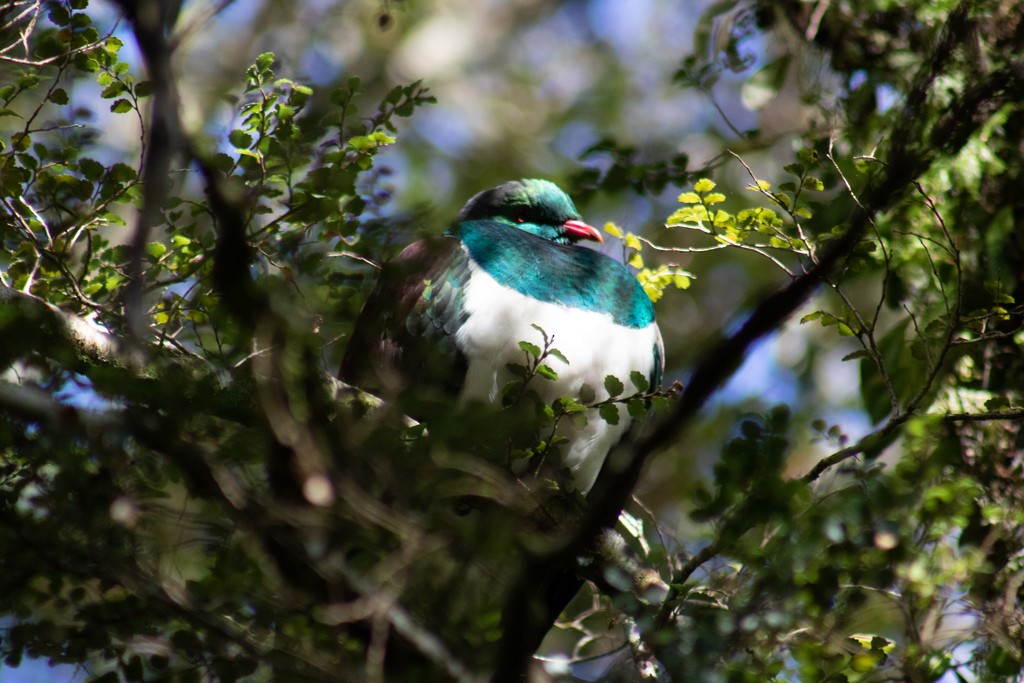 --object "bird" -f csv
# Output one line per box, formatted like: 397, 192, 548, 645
341, 178, 663, 494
